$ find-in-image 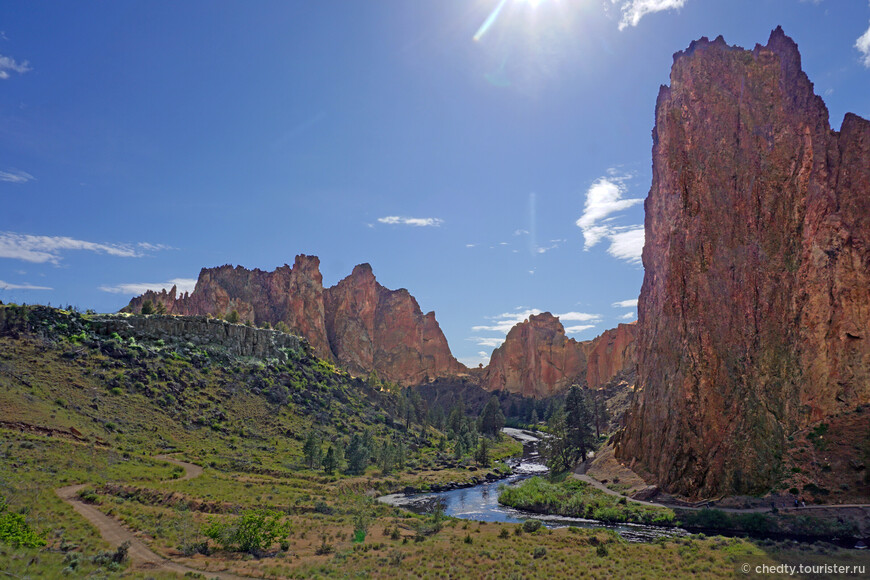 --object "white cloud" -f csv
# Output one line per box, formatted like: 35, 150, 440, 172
575, 173, 645, 264
0, 279, 52, 290
564, 324, 596, 334
607, 226, 645, 263
0, 231, 169, 264
377, 216, 443, 227
99, 278, 197, 296
614, 0, 688, 31
465, 243, 476, 248
514, 229, 529, 236
472, 337, 506, 348
556, 311, 600, 322
857, 22, 870, 67
0, 170, 34, 183
0, 54, 31, 79
612, 298, 638, 308
619, 312, 636, 320
458, 351, 492, 368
